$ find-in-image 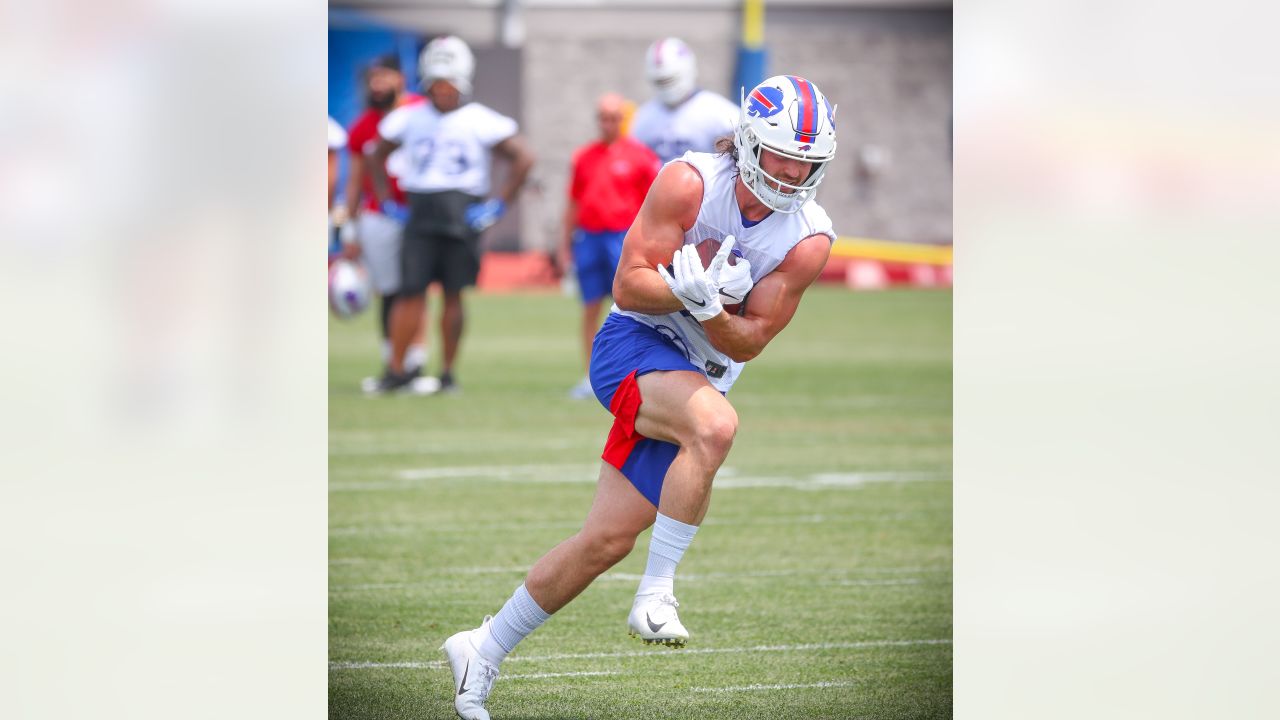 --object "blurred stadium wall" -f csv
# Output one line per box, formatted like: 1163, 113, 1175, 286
331, 1, 952, 253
